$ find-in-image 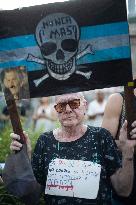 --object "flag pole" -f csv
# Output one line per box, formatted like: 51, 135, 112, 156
124, 81, 136, 139
4, 88, 26, 145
